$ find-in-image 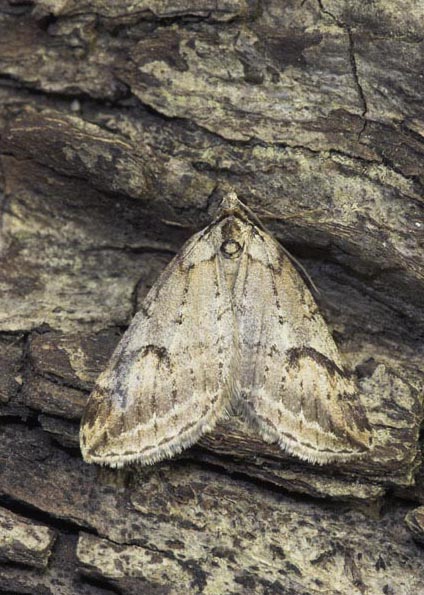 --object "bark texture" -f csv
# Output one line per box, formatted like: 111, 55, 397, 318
0, 0, 423, 593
